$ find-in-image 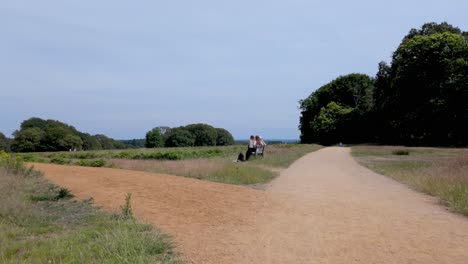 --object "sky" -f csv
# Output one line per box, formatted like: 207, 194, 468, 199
1, 1, 467, 140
